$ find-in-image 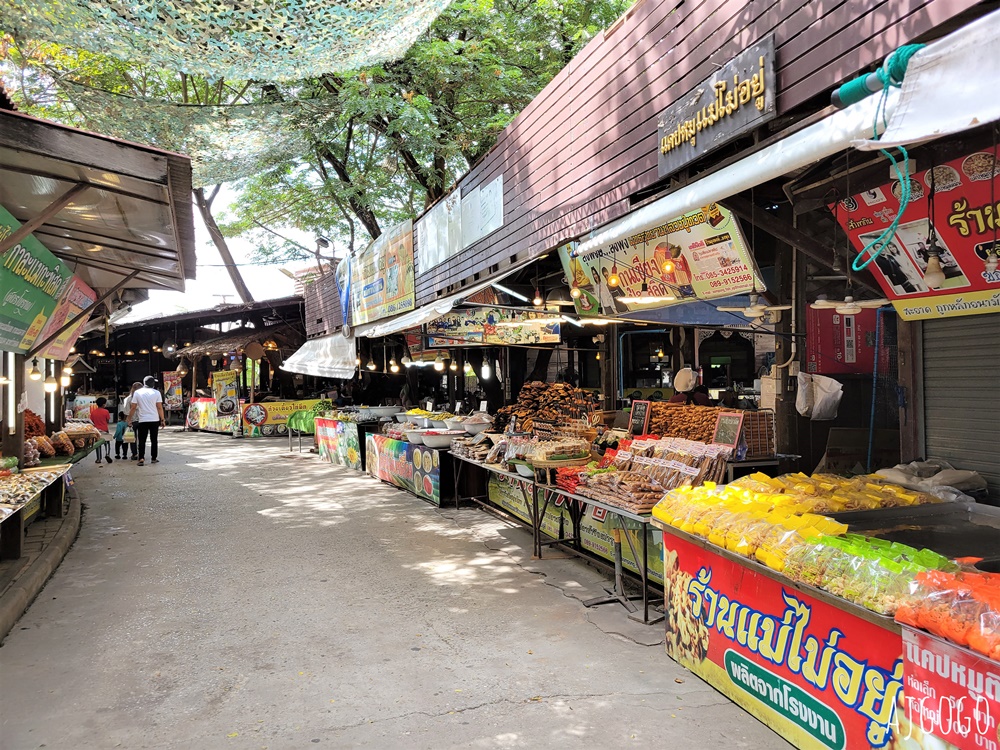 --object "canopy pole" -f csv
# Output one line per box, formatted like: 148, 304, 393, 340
26, 270, 140, 358
0, 183, 90, 255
